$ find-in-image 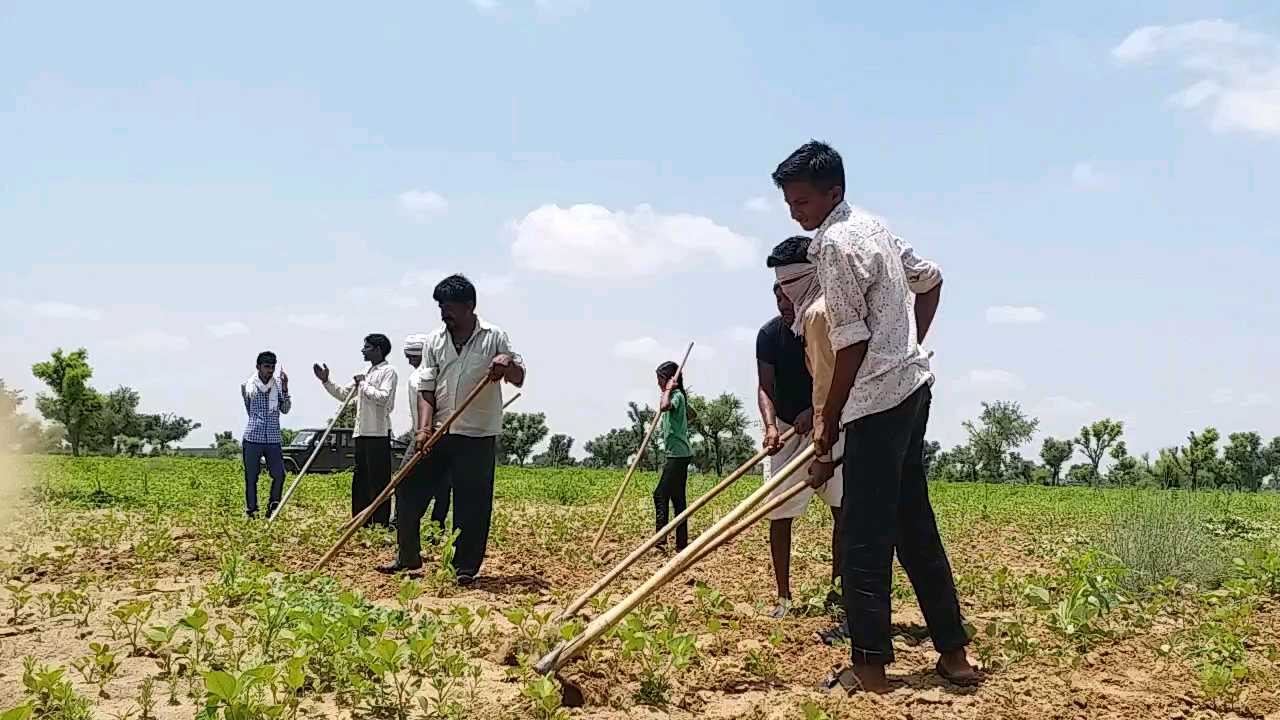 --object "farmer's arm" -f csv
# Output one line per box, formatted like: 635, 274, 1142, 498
416, 345, 439, 434
279, 372, 291, 415
815, 240, 873, 455
893, 234, 944, 343
360, 367, 396, 406
489, 331, 525, 386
